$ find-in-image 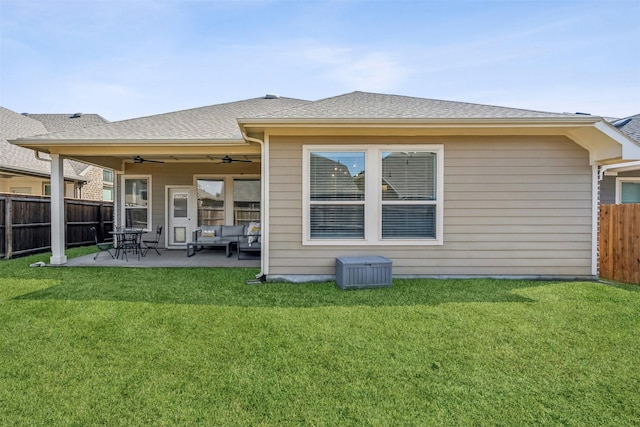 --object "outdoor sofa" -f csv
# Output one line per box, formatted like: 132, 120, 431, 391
187, 223, 260, 258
